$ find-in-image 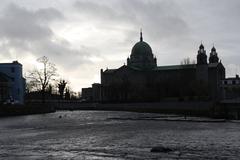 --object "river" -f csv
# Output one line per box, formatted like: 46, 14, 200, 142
0, 111, 240, 159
